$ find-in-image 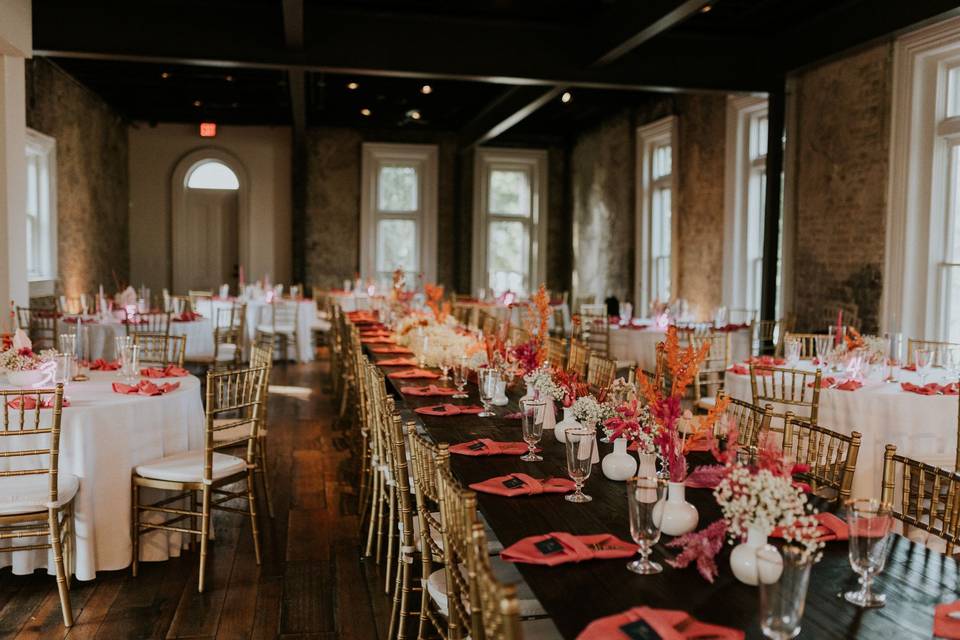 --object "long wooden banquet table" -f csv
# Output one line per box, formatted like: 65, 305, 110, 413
368, 351, 959, 639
